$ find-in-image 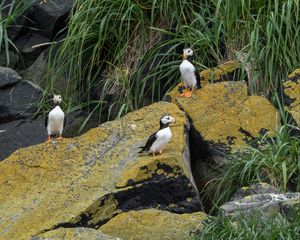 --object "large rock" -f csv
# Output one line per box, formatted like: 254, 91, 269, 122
0, 102, 201, 239
0, 118, 47, 161
0, 65, 21, 88
283, 68, 300, 126
100, 209, 206, 240
0, 79, 42, 123
27, 0, 73, 39
33, 228, 118, 240
230, 182, 280, 201
221, 192, 300, 218
175, 81, 280, 152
